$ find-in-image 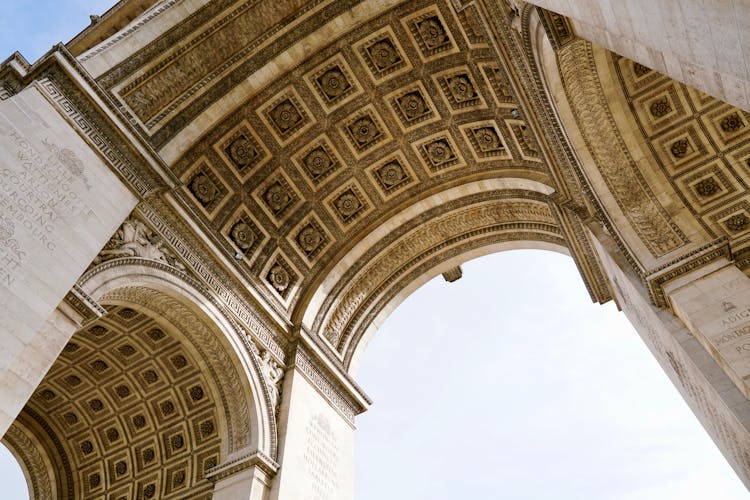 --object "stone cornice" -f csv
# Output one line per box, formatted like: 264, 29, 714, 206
290, 336, 371, 426
205, 449, 280, 483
